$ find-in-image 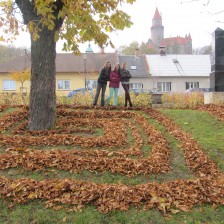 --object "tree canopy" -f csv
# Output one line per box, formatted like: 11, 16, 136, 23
193, 44, 212, 55
9, 68, 31, 85
0, 0, 135, 53
120, 41, 158, 55
0, 44, 29, 63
